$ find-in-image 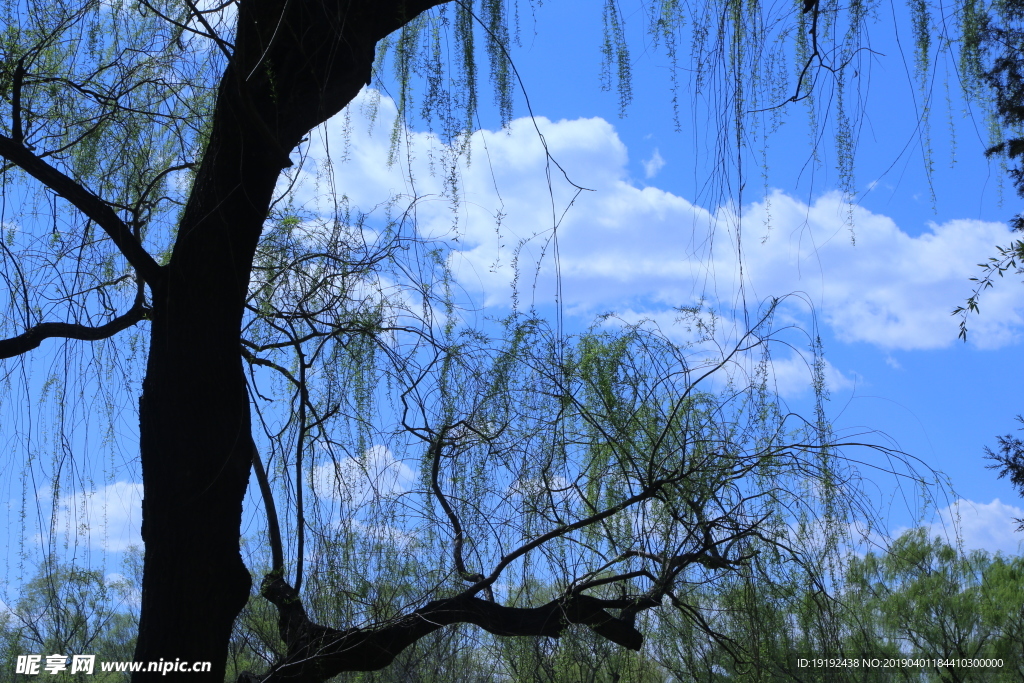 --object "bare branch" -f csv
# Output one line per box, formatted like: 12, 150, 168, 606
252, 444, 285, 580
11, 57, 25, 144
0, 299, 149, 359
426, 425, 486, 587
138, 0, 234, 53
0, 134, 164, 284
240, 345, 300, 386
471, 479, 668, 596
